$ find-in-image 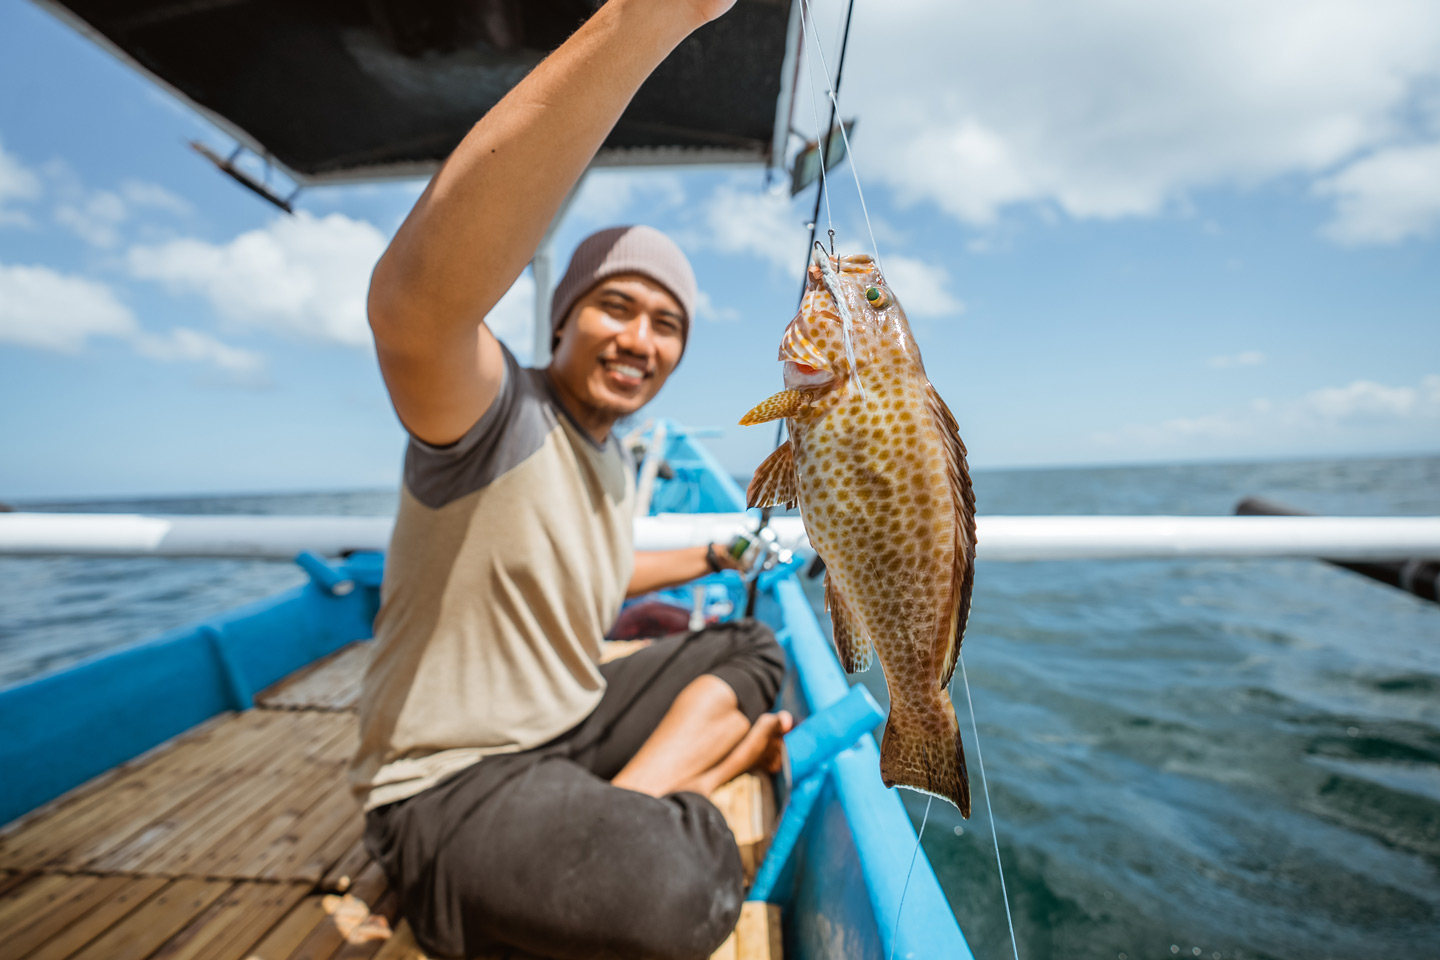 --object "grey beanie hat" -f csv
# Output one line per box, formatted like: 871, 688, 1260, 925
550, 225, 698, 343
